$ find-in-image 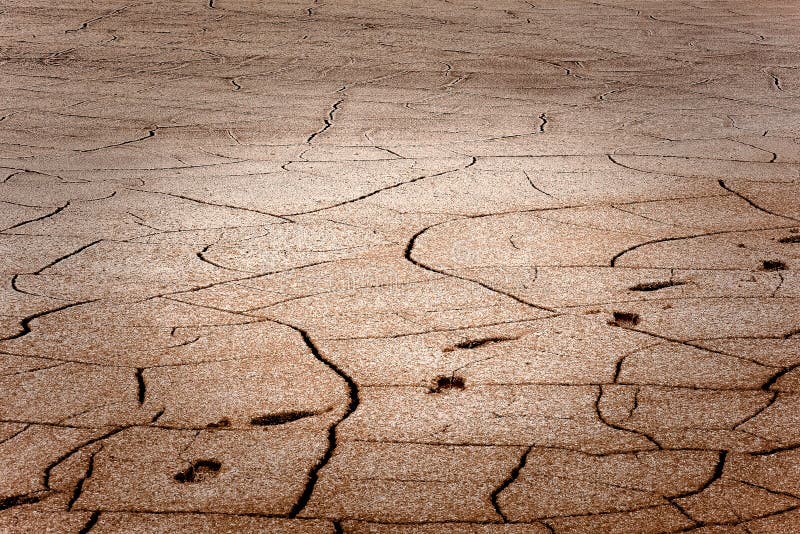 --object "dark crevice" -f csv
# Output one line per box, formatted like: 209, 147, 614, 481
259, 320, 359, 518
0, 493, 41, 511
68, 447, 100, 510
196, 244, 251, 273
43, 426, 128, 491
306, 99, 343, 143
763, 364, 798, 391
667, 450, 727, 527
491, 445, 531, 522
135, 368, 146, 404
10, 273, 66, 300
0, 299, 97, 342
78, 511, 100, 534
1, 202, 69, 233
732, 390, 778, 430
34, 240, 102, 275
